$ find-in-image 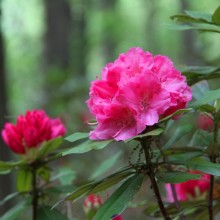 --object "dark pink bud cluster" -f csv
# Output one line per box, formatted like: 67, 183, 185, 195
1, 110, 66, 154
